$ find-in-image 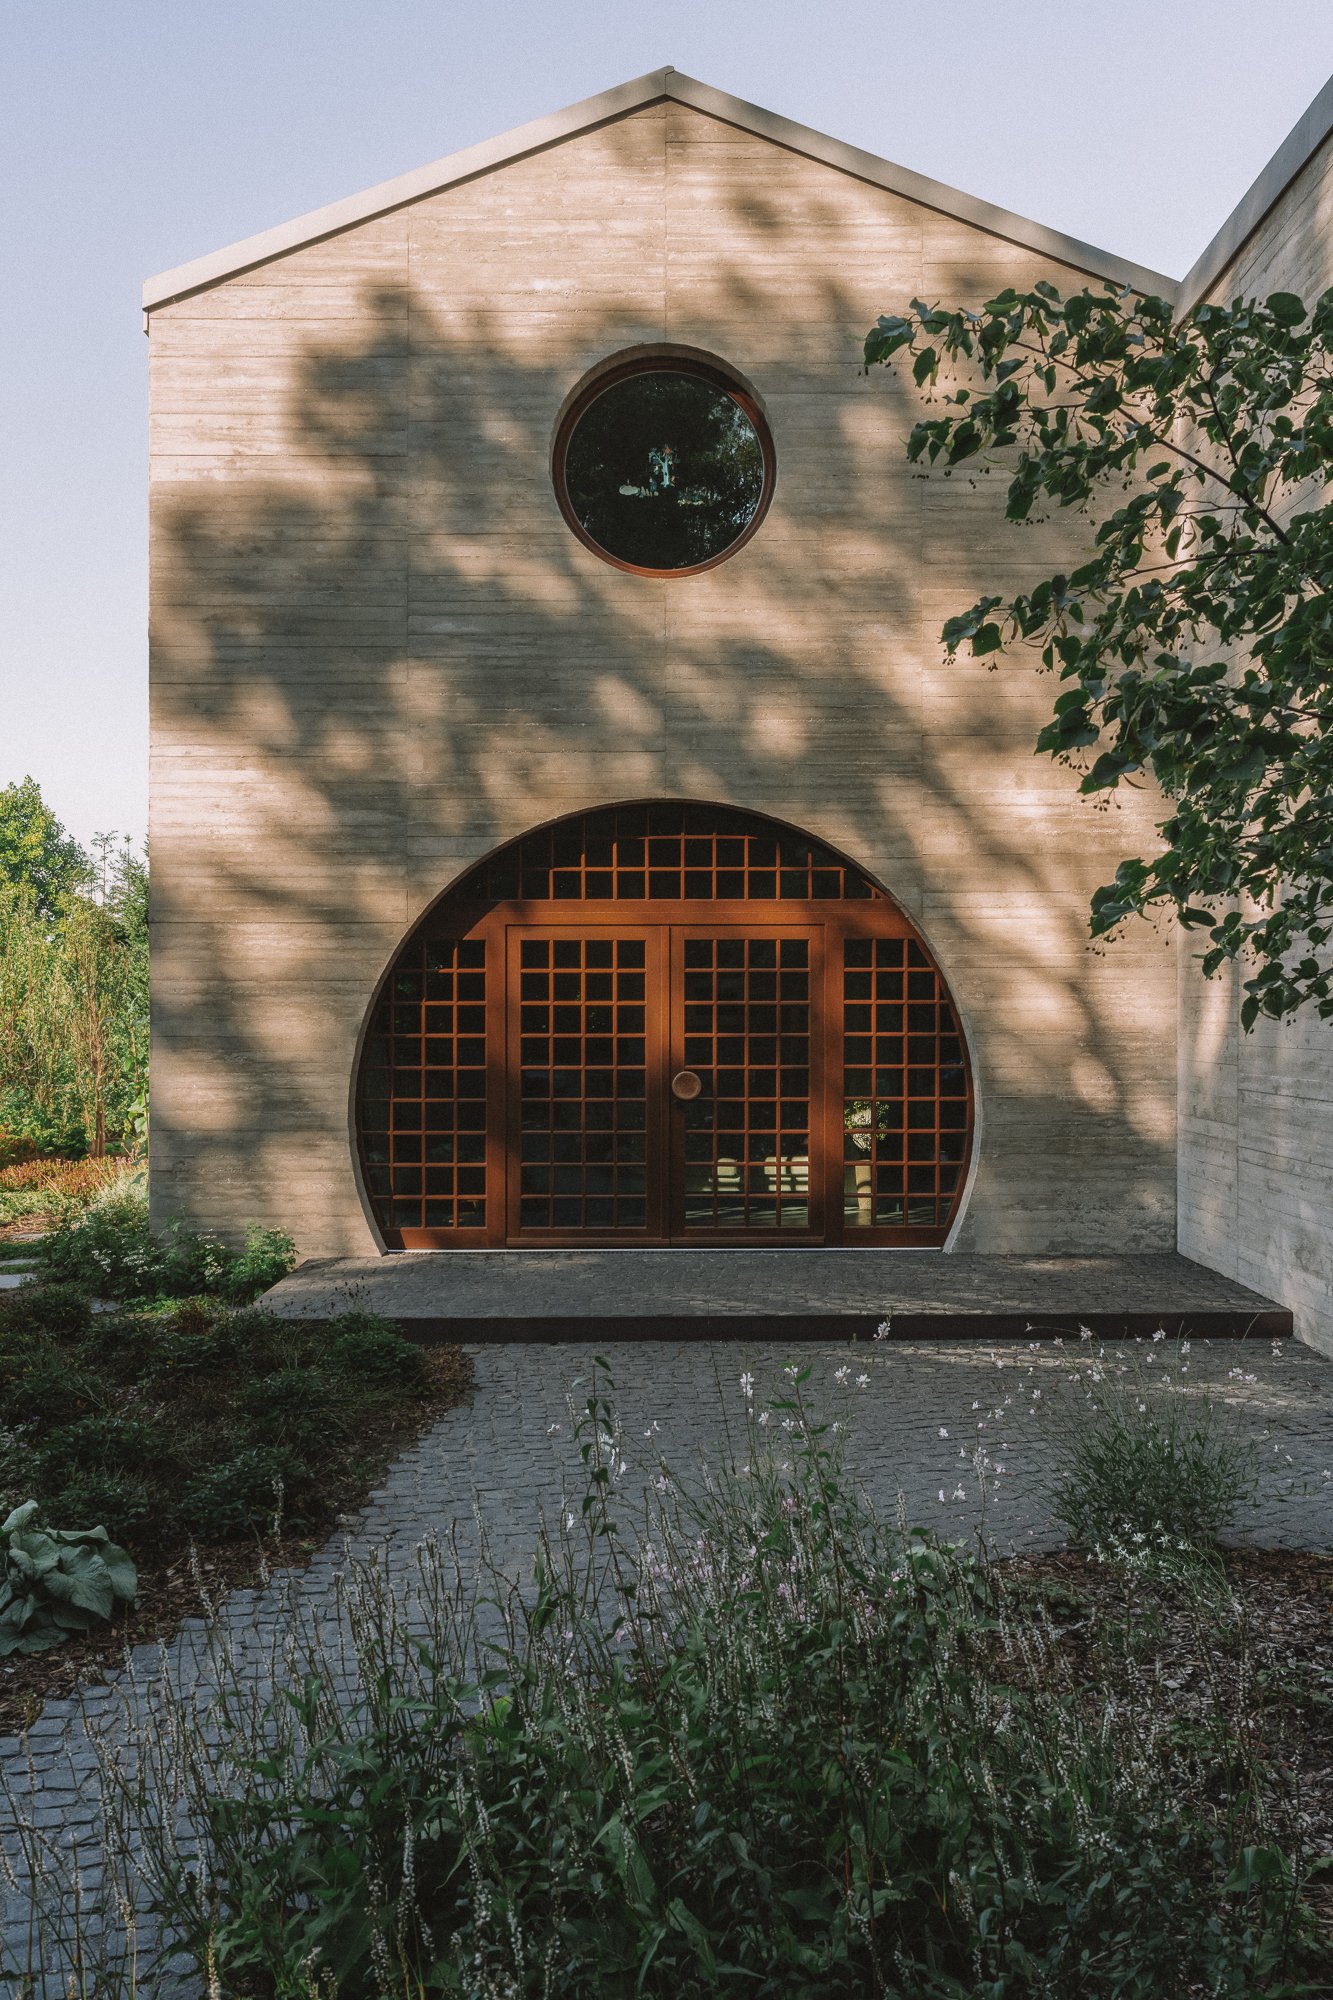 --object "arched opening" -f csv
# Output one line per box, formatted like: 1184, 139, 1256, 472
354, 802, 974, 1248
